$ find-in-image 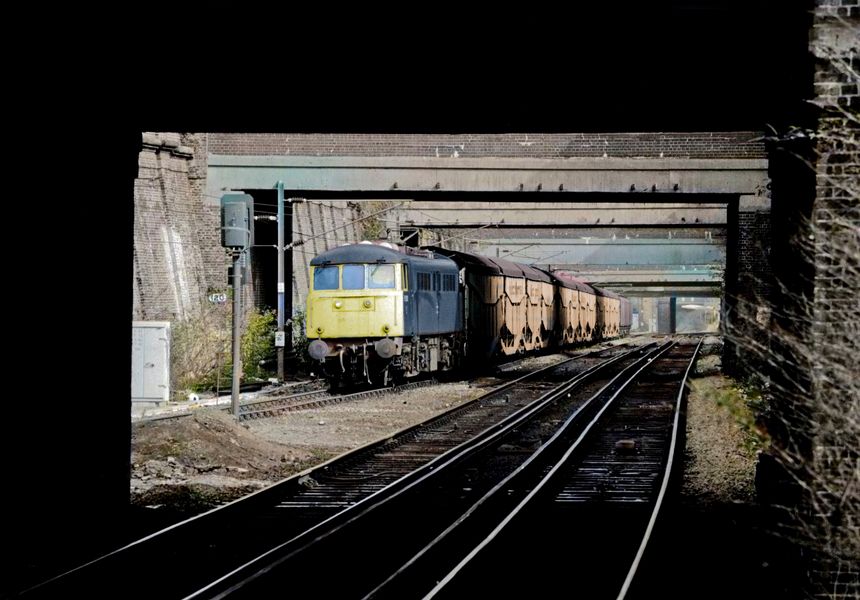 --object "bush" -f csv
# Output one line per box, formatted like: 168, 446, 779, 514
171, 302, 230, 397
290, 309, 311, 369
241, 308, 276, 381
171, 303, 278, 396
